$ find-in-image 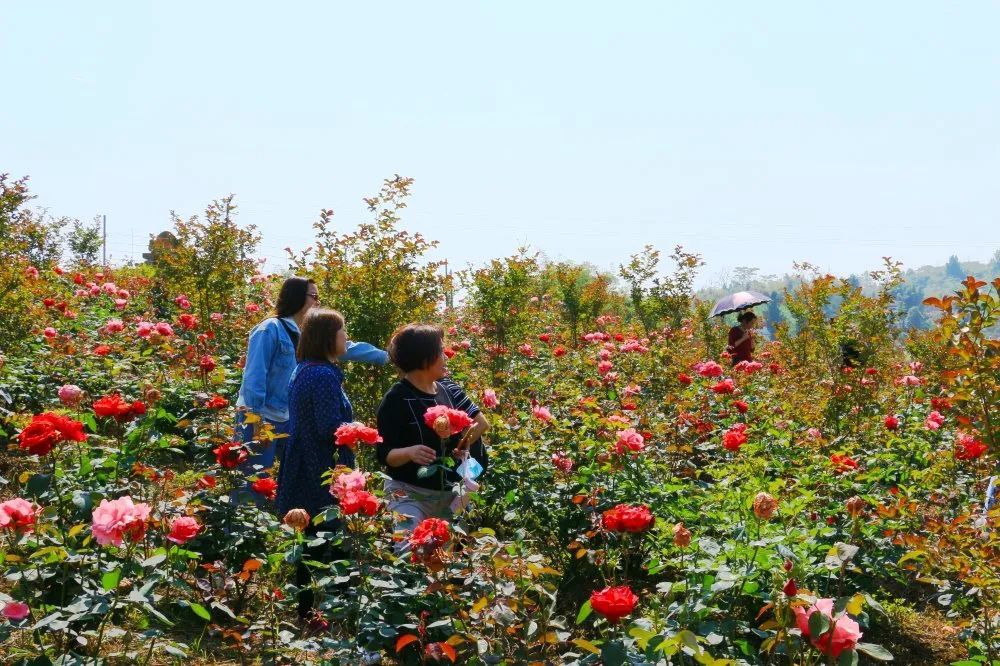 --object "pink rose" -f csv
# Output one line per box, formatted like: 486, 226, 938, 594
166, 516, 200, 545
91, 496, 151, 547
532, 405, 553, 422
331, 470, 369, 500
925, 410, 945, 431
43, 327, 57, 339
136, 321, 154, 338
2, 601, 30, 621
794, 598, 862, 657
0, 498, 38, 532
696, 360, 724, 377
614, 428, 645, 455
482, 389, 498, 409
58, 384, 85, 407
210, 312, 223, 323
154, 322, 174, 337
